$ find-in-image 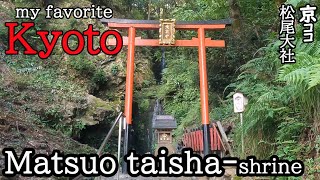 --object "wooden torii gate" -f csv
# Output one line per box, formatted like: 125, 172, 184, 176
101, 18, 231, 156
